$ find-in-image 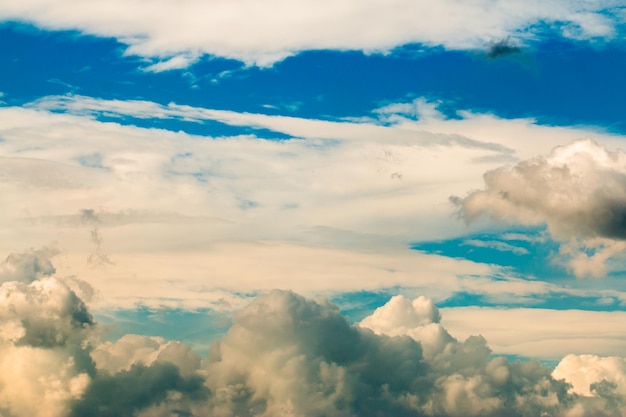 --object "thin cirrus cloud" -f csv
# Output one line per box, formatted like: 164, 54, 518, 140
0, 0, 622, 68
